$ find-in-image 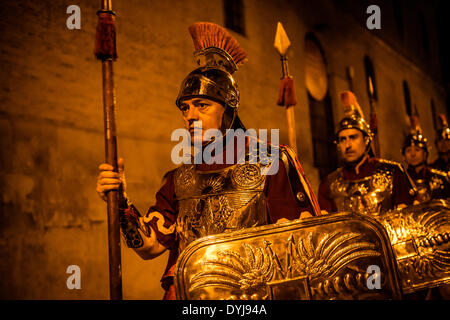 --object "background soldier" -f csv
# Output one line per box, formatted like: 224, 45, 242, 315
431, 114, 450, 172
401, 115, 450, 299
318, 91, 415, 216
96, 22, 320, 299
402, 115, 449, 203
